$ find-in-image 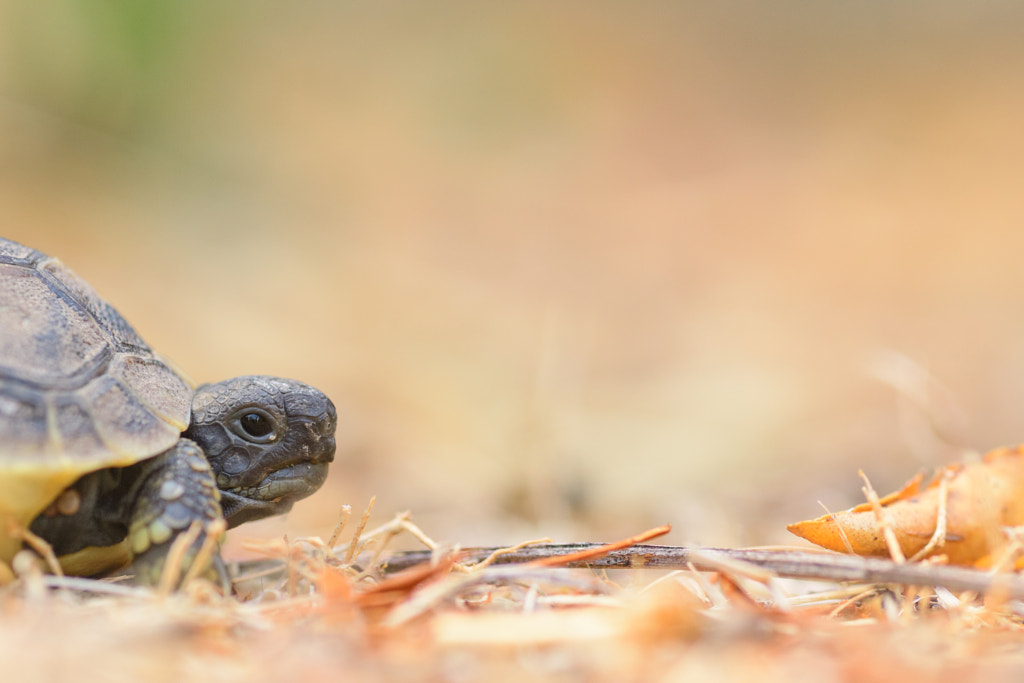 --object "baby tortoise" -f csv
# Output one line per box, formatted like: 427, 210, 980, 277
0, 237, 336, 586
